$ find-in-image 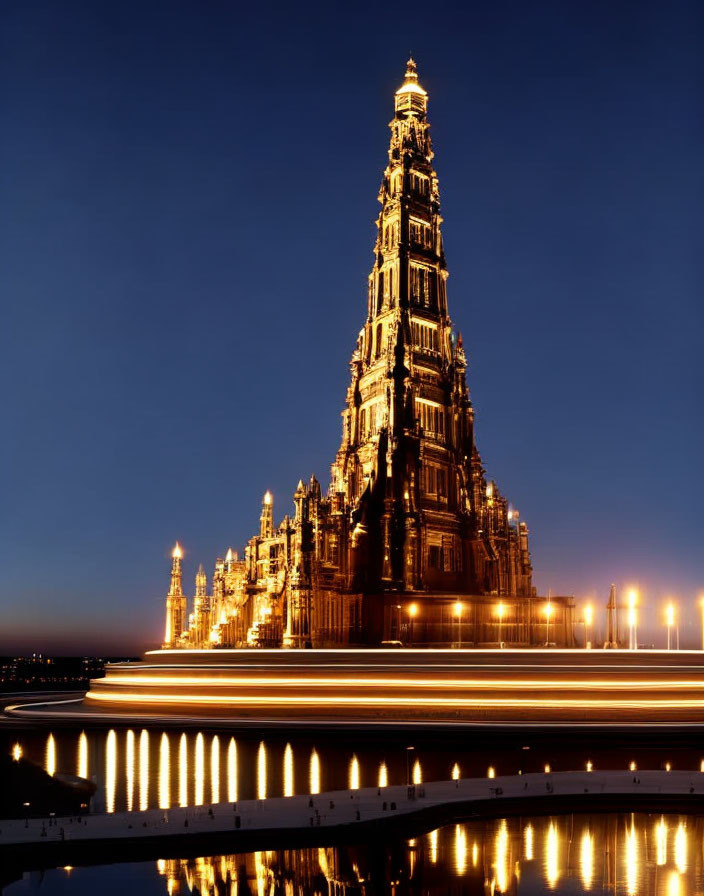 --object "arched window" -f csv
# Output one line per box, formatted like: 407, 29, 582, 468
375, 323, 383, 359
